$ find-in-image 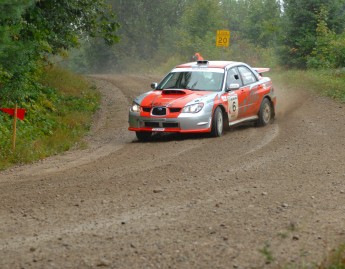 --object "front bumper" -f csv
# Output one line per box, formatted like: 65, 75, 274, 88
128, 110, 212, 133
